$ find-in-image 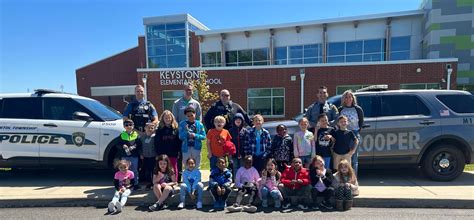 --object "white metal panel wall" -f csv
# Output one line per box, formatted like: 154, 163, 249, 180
247, 30, 270, 49
354, 19, 386, 40
391, 17, 417, 37
327, 22, 357, 42
225, 33, 248, 51
200, 35, 221, 53
273, 28, 299, 46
